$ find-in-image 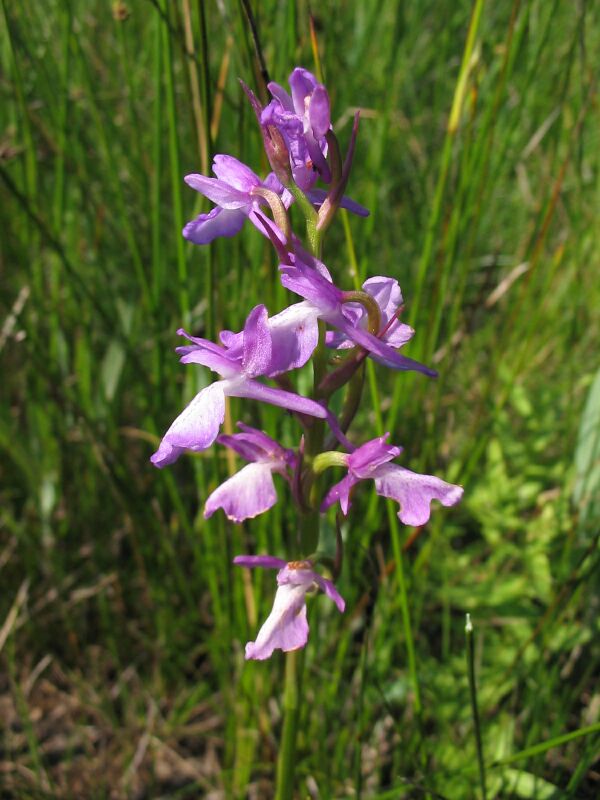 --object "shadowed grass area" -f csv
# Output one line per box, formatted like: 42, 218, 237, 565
1, 0, 599, 797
